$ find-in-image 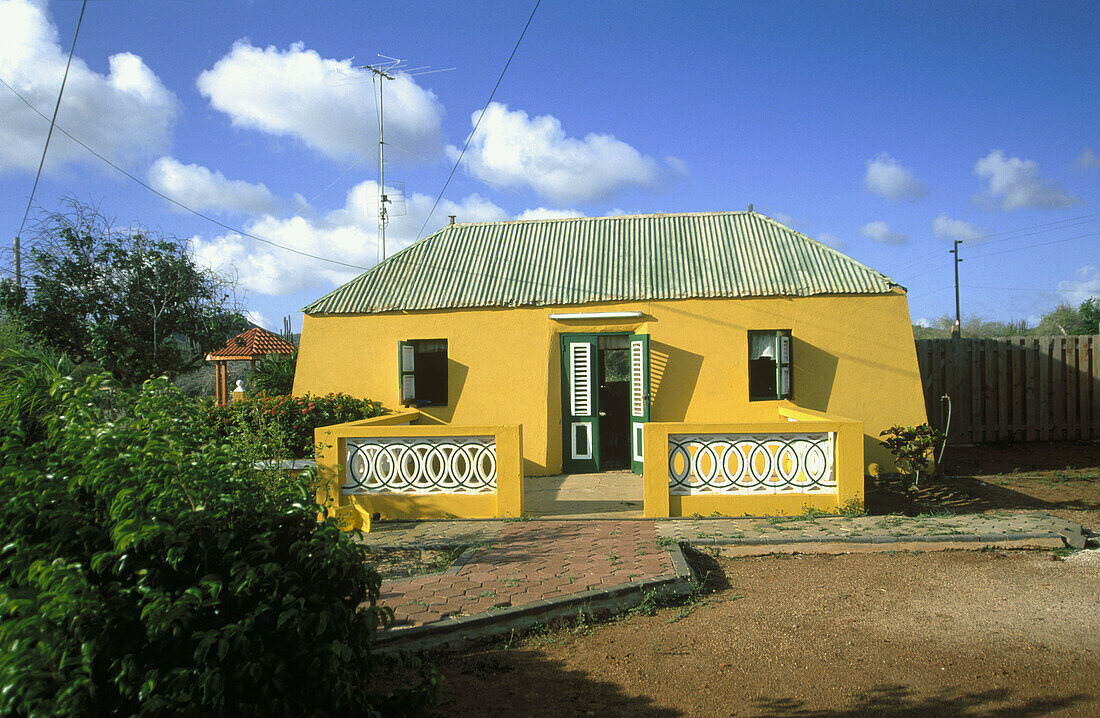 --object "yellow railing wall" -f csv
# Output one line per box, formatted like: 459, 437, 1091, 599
642, 407, 864, 517
315, 413, 524, 529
